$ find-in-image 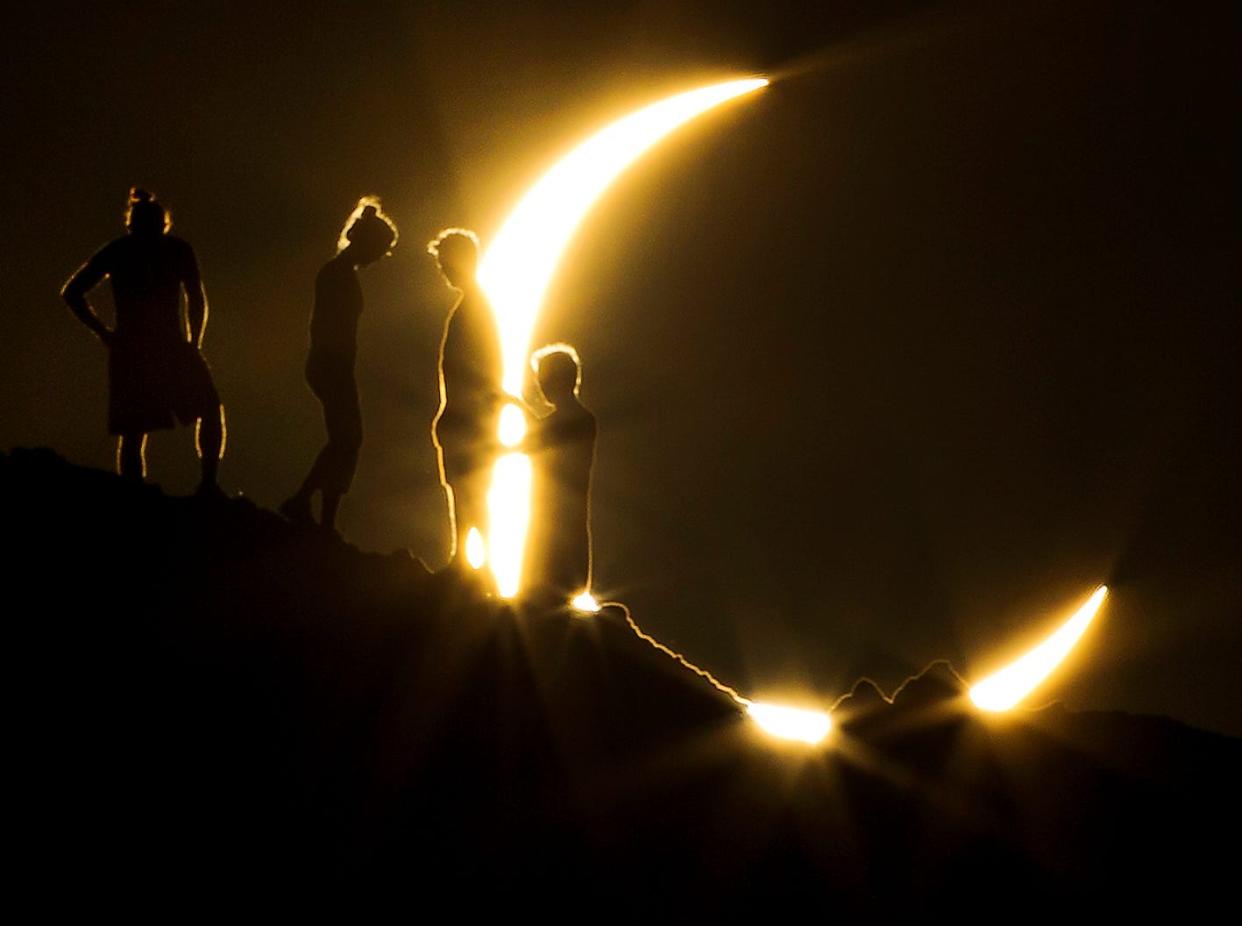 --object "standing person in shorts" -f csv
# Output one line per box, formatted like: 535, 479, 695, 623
280, 197, 398, 533
61, 187, 226, 494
